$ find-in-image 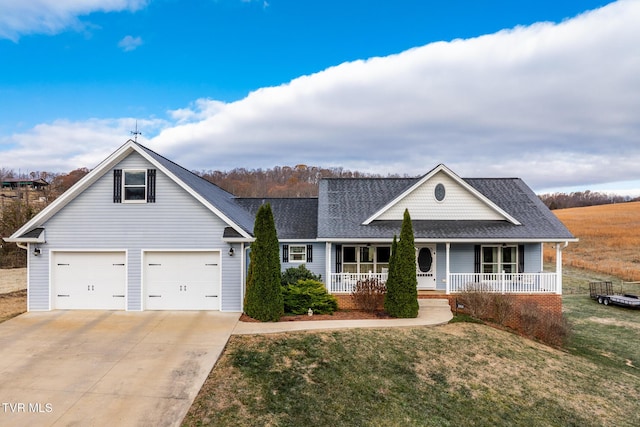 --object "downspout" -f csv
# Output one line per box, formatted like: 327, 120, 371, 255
16, 242, 28, 251
555, 241, 569, 295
